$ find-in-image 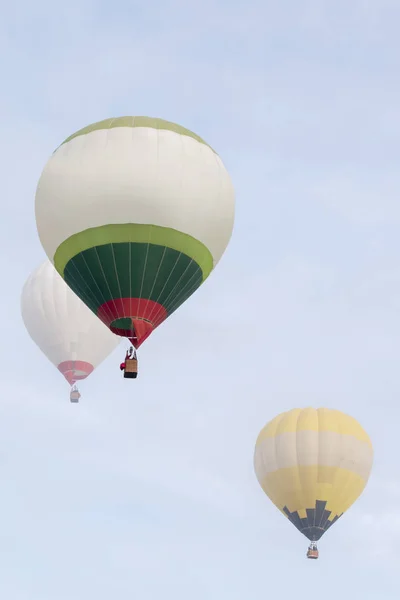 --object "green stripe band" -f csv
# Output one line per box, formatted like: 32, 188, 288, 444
54, 223, 214, 280
57, 116, 216, 153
